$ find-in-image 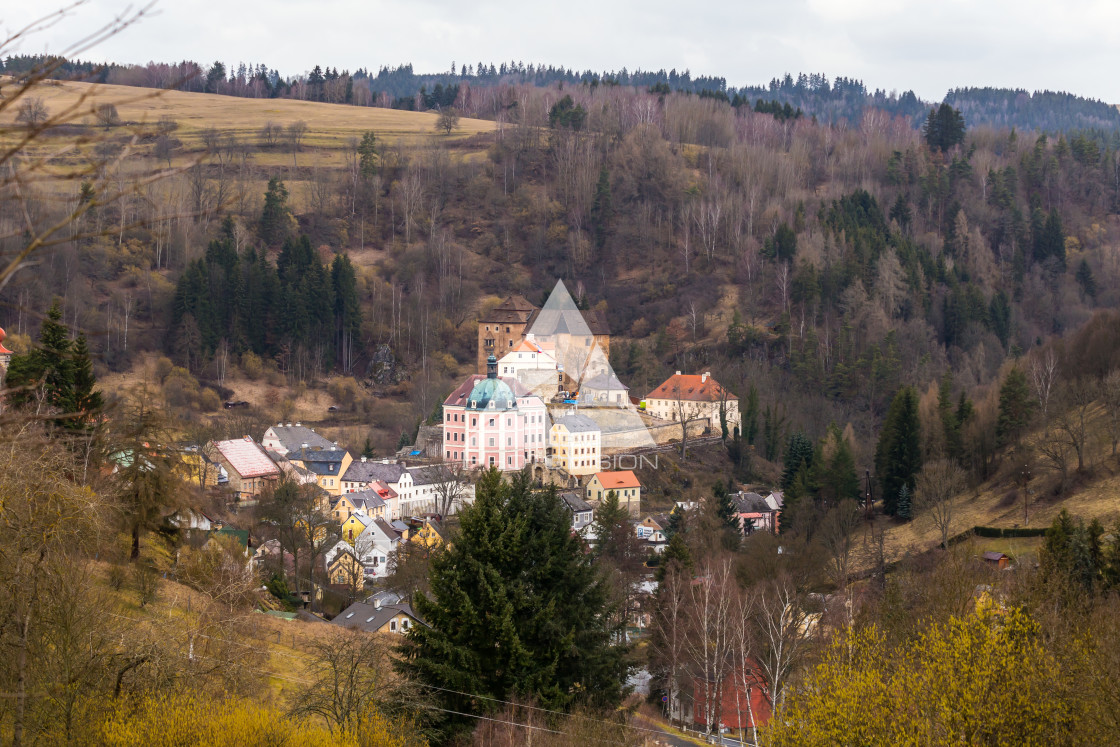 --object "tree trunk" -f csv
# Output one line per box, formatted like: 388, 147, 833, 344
130, 524, 140, 561
13, 613, 29, 747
